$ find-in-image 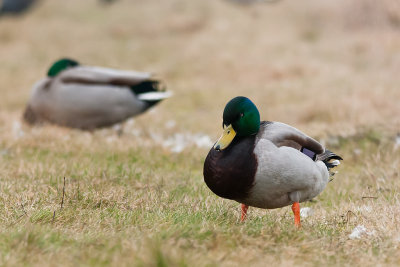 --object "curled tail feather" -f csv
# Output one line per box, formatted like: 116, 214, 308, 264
131, 80, 171, 107
317, 149, 343, 177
